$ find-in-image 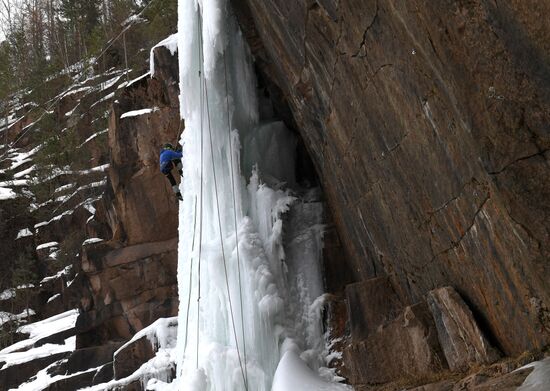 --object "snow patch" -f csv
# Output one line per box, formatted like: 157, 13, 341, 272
40, 265, 73, 285
0, 186, 16, 200
121, 107, 159, 118
82, 237, 104, 245
79, 129, 108, 147
150, 34, 179, 77
13, 165, 36, 178
126, 72, 151, 88
0, 310, 78, 368
36, 241, 59, 250
16, 228, 33, 239
0, 337, 75, 370
0, 309, 35, 327
47, 293, 61, 303
13, 361, 101, 391
0, 288, 16, 300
